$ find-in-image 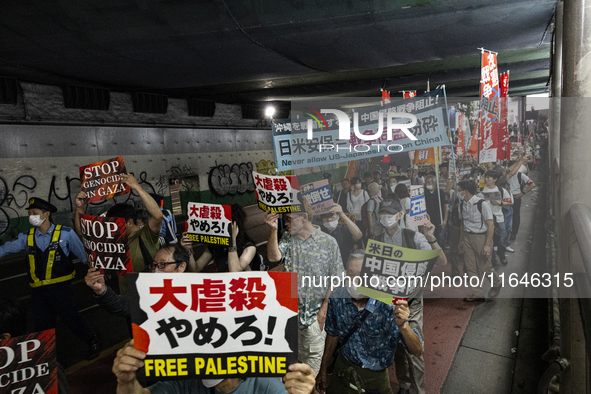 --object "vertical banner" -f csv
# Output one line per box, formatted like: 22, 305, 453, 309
129, 272, 298, 380
79, 156, 130, 203
356, 240, 440, 303
252, 171, 303, 213
479, 50, 500, 163
456, 113, 466, 156
186, 203, 232, 246
498, 71, 510, 160
381, 89, 391, 105
468, 116, 480, 158
409, 185, 428, 226
301, 179, 334, 215
80, 214, 132, 274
